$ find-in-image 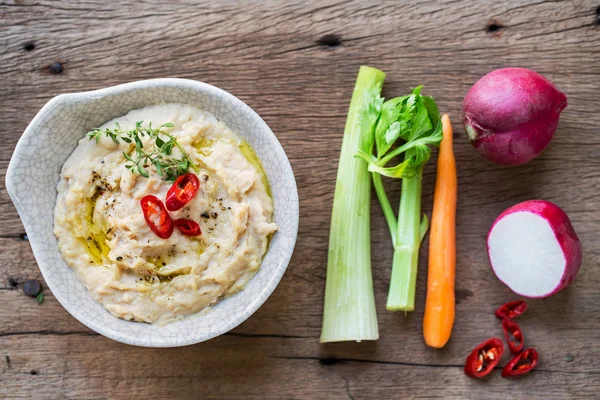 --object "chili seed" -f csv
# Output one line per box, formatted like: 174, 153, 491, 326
487, 351, 496, 360
23, 280, 41, 297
